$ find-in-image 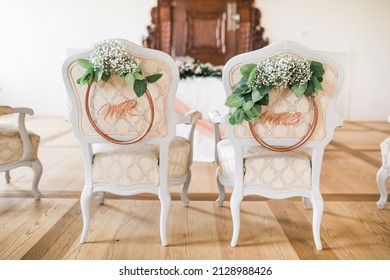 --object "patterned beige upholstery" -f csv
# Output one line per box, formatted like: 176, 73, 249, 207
217, 139, 311, 190
92, 136, 190, 187
0, 106, 12, 115
0, 106, 42, 199
0, 124, 40, 165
